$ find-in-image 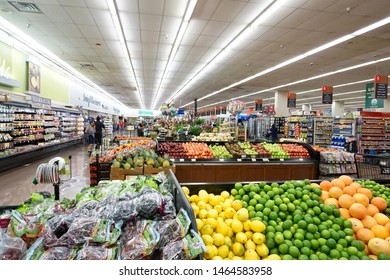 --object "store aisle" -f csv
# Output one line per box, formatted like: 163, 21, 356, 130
0, 144, 90, 207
